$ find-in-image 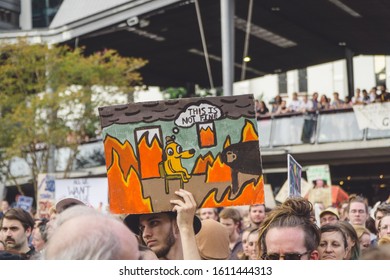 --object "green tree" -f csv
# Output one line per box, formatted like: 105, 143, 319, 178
0, 40, 147, 200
